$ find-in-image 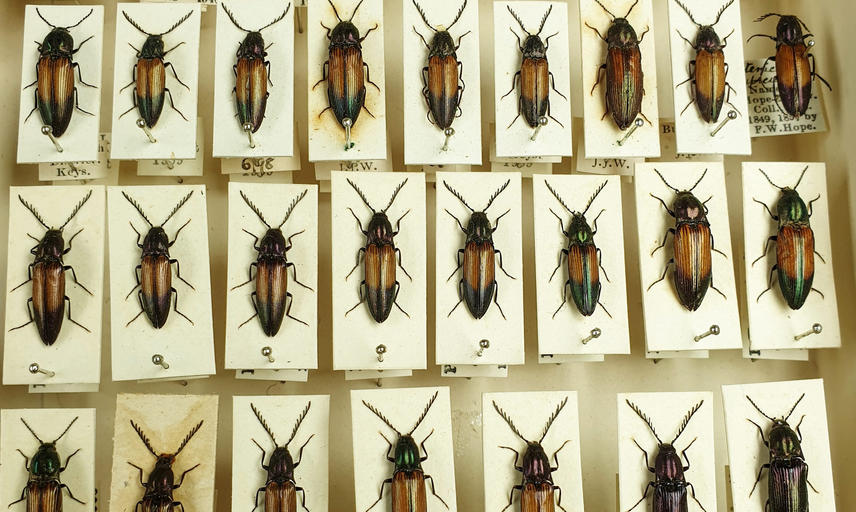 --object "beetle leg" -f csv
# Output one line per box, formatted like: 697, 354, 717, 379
495, 249, 516, 280
584, 22, 607, 42
73, 87, 95, 116
498, 445, 523, 471
8, 483, 27, 507
647, 259, 674, 292
365, 478, 392, 512
680, 437, 698, 470
378, 430, 394, 461
747, 418, 769, 446
591, 209, 606, 235
549, 248, 567, 283
676, 29, 695, 48
24, 86, 38, 122
649, 194, 676, 217
549, 439, 571, 472
493, 281, 508, 320
172, 463, 200, 490
163, 41, 187, 58
806, 193, 821, 218
363, 61, 380, 91
597, 248, 610, 283
686, 482, 707, 512
347, 207, 368, 235
546, 97, 565, 128
362, 103, 376, 119
755, 265, 777, 302
650, 228, 675, 256
444, 209, 467, 233
631, 438, 654, 472
170, 259, 195, 290
250, 438, 269, 470
170, 218, 192, 246
554, 485, 568, 512
128, 221, 144, 247
164, 87, 189, 122
750, 236, 778, 267
240, 228, 262, 251
448, 280, 464, 317
360, 23, 379, 42
394, 248, 413, 281
231, 262, 257, 291
457, 60, 466, 110
125, 265, 142, 300
237, 292, 259, 329
170, 287, 195, 325
418, 428, 435, 461
794, 414, 806, 441
810, 287, 825, 299
749, 463, 770, 497
294, 434, 315, 467
295, 486, 311, 512
72, 61, 96, 88
60, 448, 81, 472
752, 198, 778, 221
125, 291, 146, 327
346, 247, 366, 281
285, 291, 310, 326
127, 462, 147, 487
424, 474, 450, 509
9, 263, 34, 293
548, 71, 568, 101
392, 209, 411, 236
626, 481, 655, 512
345, 282, 367, 317
392, 281, 411, 318
446, 249, 464, 282
63, 265, 93, 296
65, 295, 91, 333
550, 209, 570, 237
500, 71, 520, 100
412, 26, 430, 48
173, 501, 186, 512
9, 297, 34, 332
552, 280, 570, 319
493, 209, 511, 233
638, 26, 650, 42
709, 230, 728, 258
253, 487, 266, 512
59, 483, 86, 505
808, 54, 832, 91
590, 64, 606, 96
16, 449, 30, 471
265, 60, 274, 87
312, 61, 329, 90
287, 261, 315, 291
